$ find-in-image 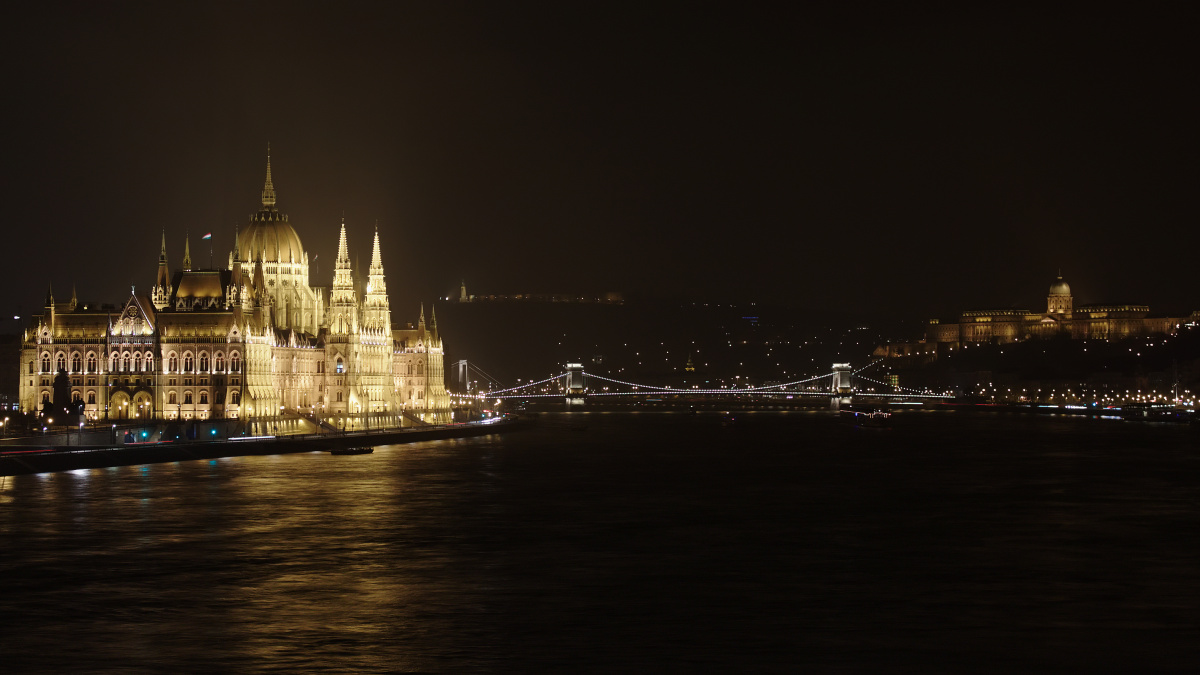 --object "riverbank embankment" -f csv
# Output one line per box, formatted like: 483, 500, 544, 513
0, 418, 528, 476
